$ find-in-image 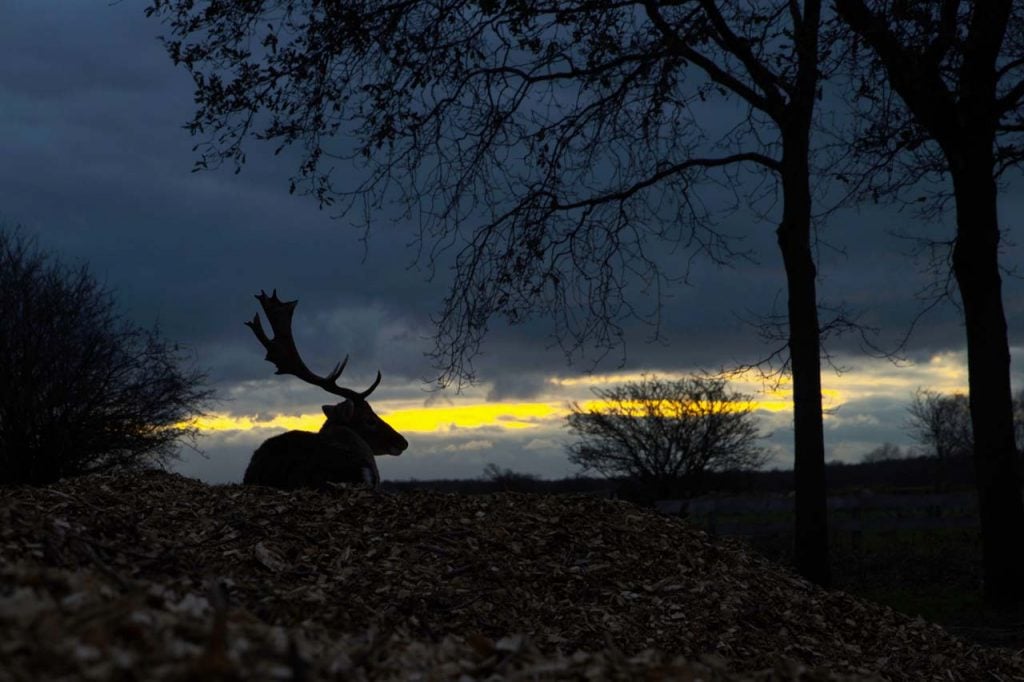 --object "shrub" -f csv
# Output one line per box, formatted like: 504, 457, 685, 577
566, 374, 768, 497
0, 226, 213, 485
